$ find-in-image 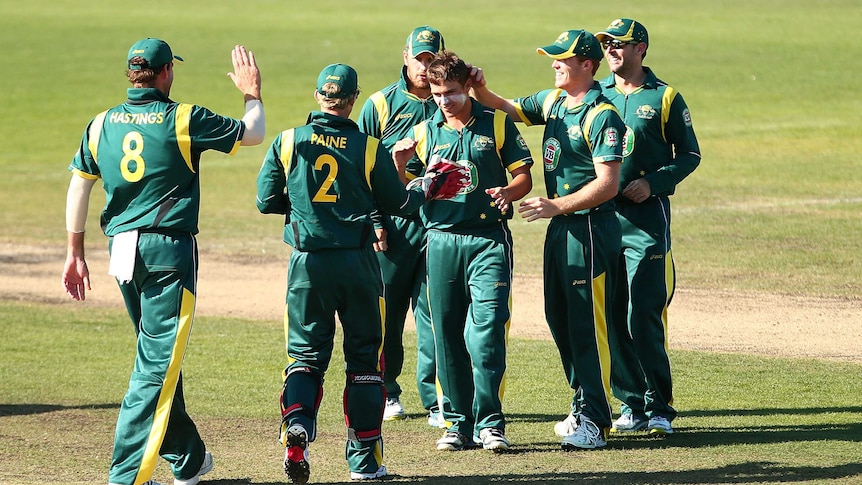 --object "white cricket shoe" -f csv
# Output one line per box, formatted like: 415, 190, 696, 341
554, 412, 579, 437
561, 415, 607, 450
648, 416, 674, 435
350, 464, 387, 480
611, 413, 648, 433
479, 428, 510, 451
383, 397, 406, 421
174, 451, 213, 485
283, 424, 310, 484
